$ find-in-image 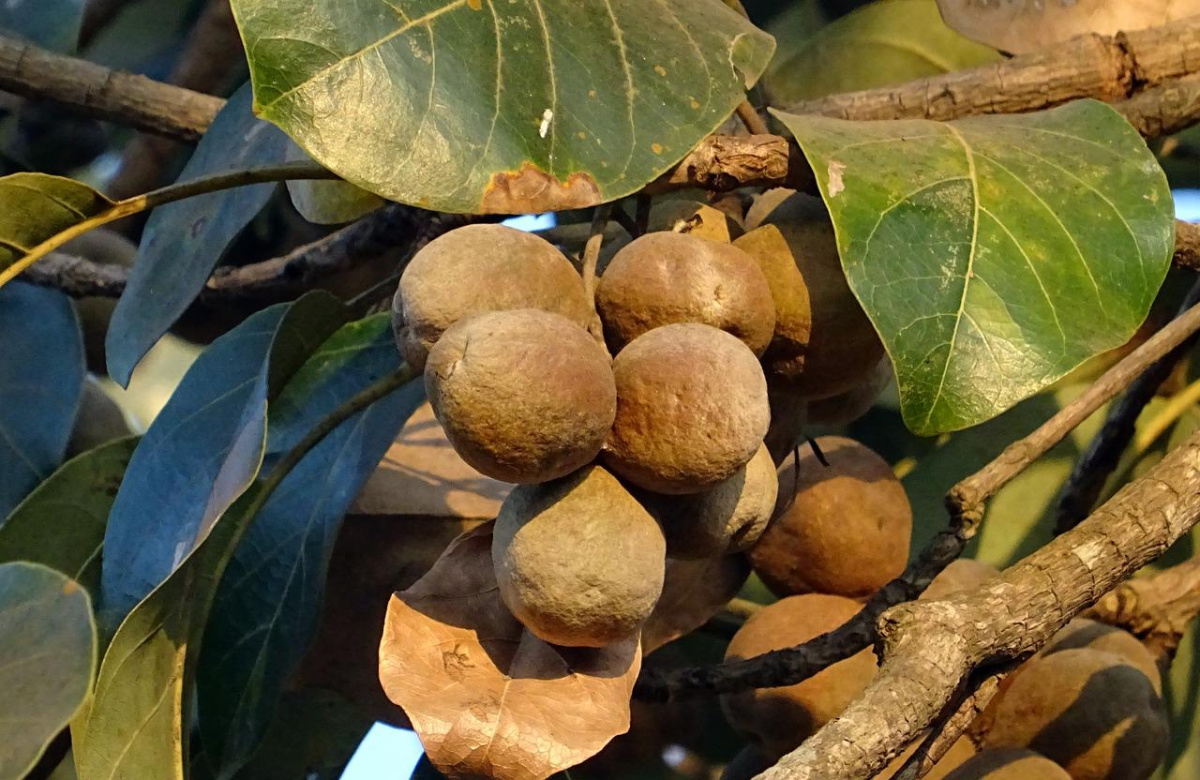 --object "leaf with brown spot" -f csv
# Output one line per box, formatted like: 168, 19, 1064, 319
642, 554, 750, 654
380, 523, 641, 780
936, 0, 1200, 54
